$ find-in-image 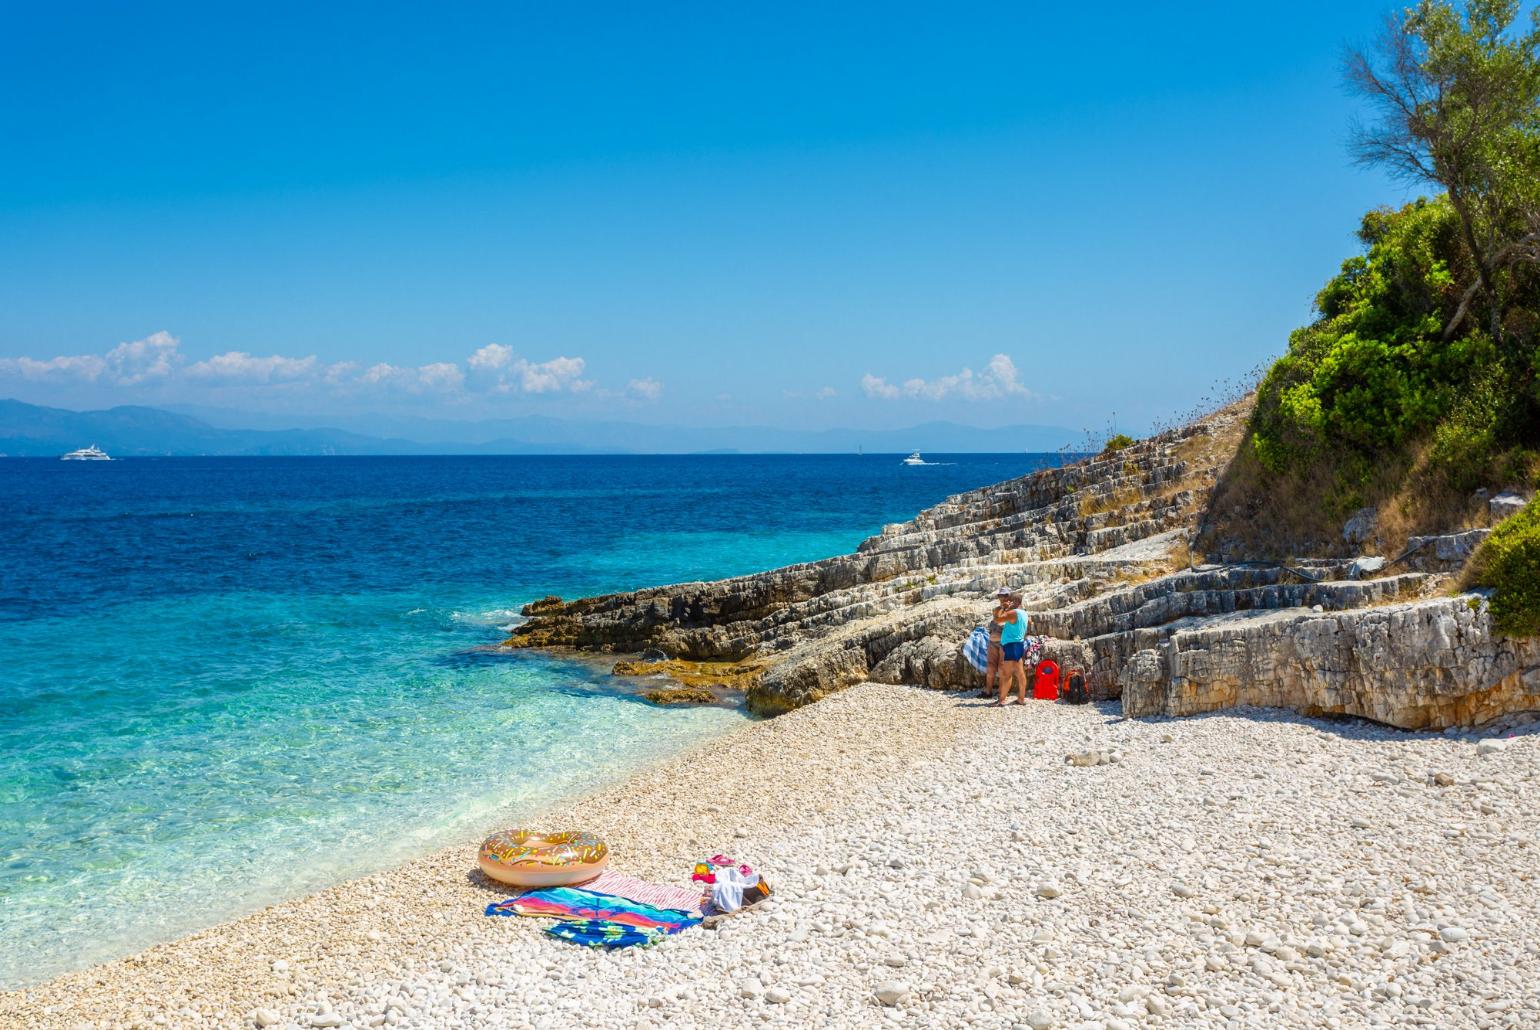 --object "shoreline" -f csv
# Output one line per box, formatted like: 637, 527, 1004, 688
3, 682, 973, 1029
9, 680, 1539, 1028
